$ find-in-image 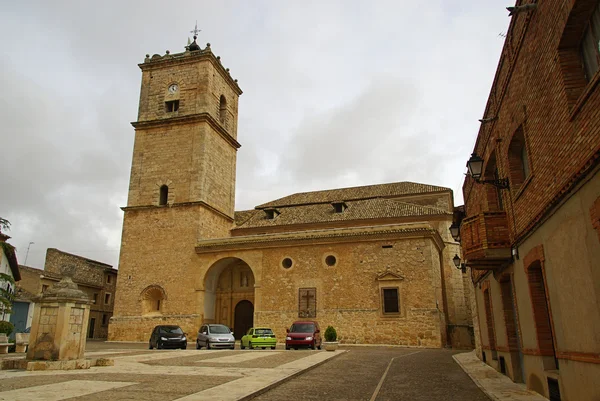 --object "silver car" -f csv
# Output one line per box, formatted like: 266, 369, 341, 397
196, 324, 235, 349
